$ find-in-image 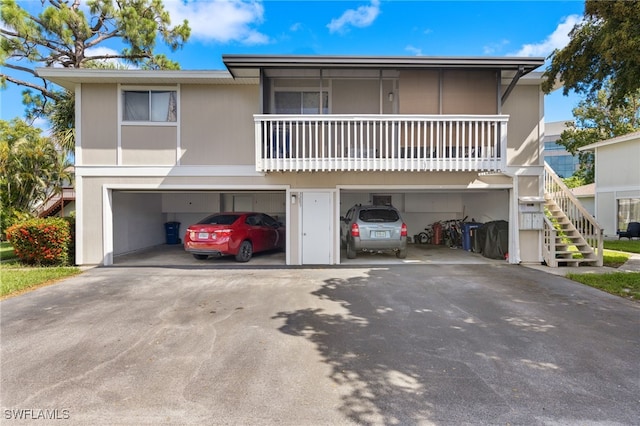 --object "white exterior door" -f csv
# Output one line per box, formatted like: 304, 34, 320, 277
302, 191, 333, 264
